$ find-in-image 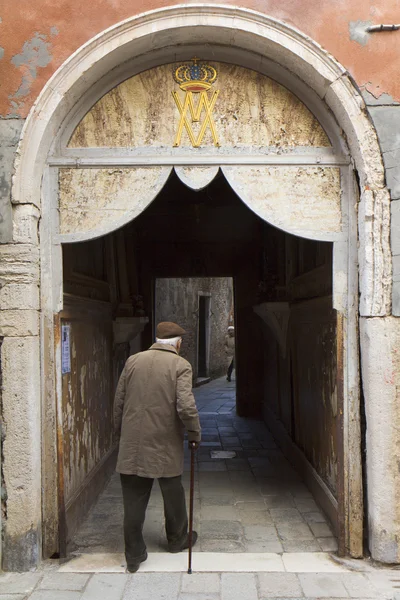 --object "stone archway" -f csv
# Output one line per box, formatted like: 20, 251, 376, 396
13, 6, 391, 313
4, 5, 393, 570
